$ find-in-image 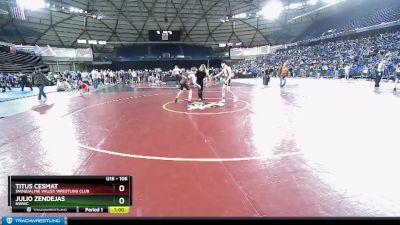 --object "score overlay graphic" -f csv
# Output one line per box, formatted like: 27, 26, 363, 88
8, 176, 132, 214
